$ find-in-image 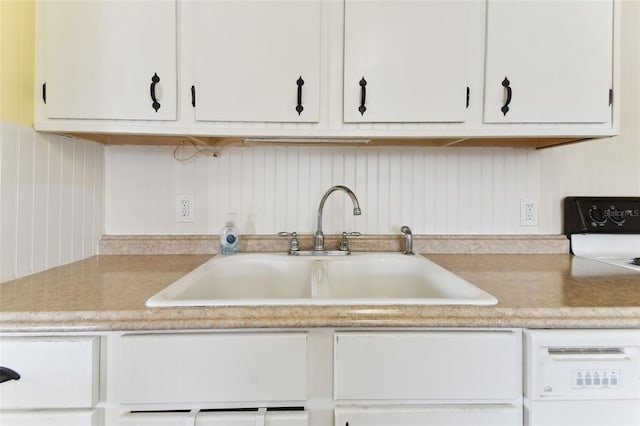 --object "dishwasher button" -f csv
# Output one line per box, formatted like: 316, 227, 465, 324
585, 372, 593, 387
610, 371, 619, 387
